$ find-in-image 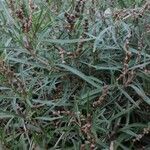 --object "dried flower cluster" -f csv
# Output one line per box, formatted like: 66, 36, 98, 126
80, 114, 96, 150
93, 85, 109, 107
74, 0, 85, 18
8, 0, 15, 16
54, 46, 67, 64
64, 0, 86, 32
133, 127, 150, 142
15, 0, 37, 33
114, 1, 150, 20
64, 12, 76, 32
117, 32, 135, 86
52, 110, 73, 116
